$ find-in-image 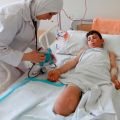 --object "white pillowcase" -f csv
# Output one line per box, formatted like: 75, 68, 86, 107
50, 30, 87, 55
103, 34, 120, 59
50, 30, 120, 59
